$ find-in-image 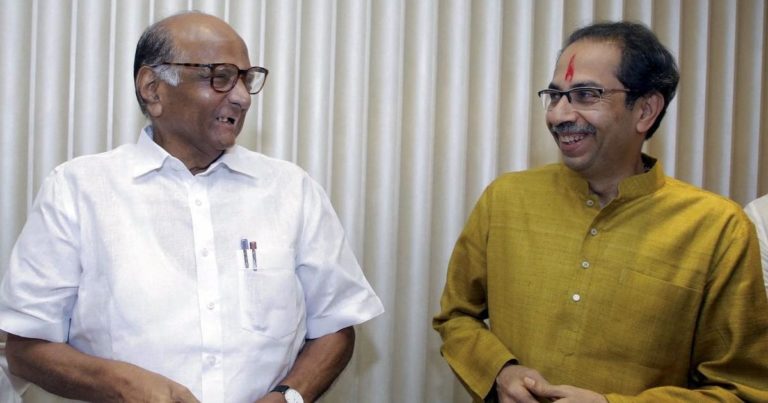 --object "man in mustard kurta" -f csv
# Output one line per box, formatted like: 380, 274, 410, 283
433, 21, 768, 402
